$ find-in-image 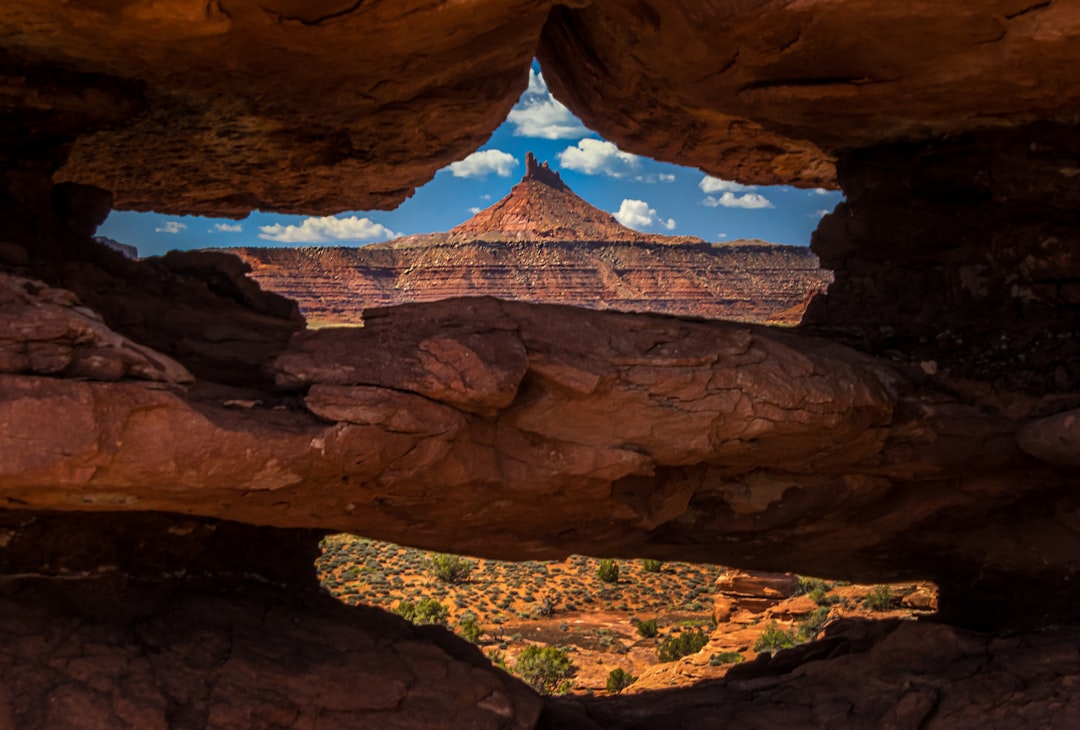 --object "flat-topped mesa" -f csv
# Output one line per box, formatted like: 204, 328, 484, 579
523, 151, 567, 190
444, 153, 701, 243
